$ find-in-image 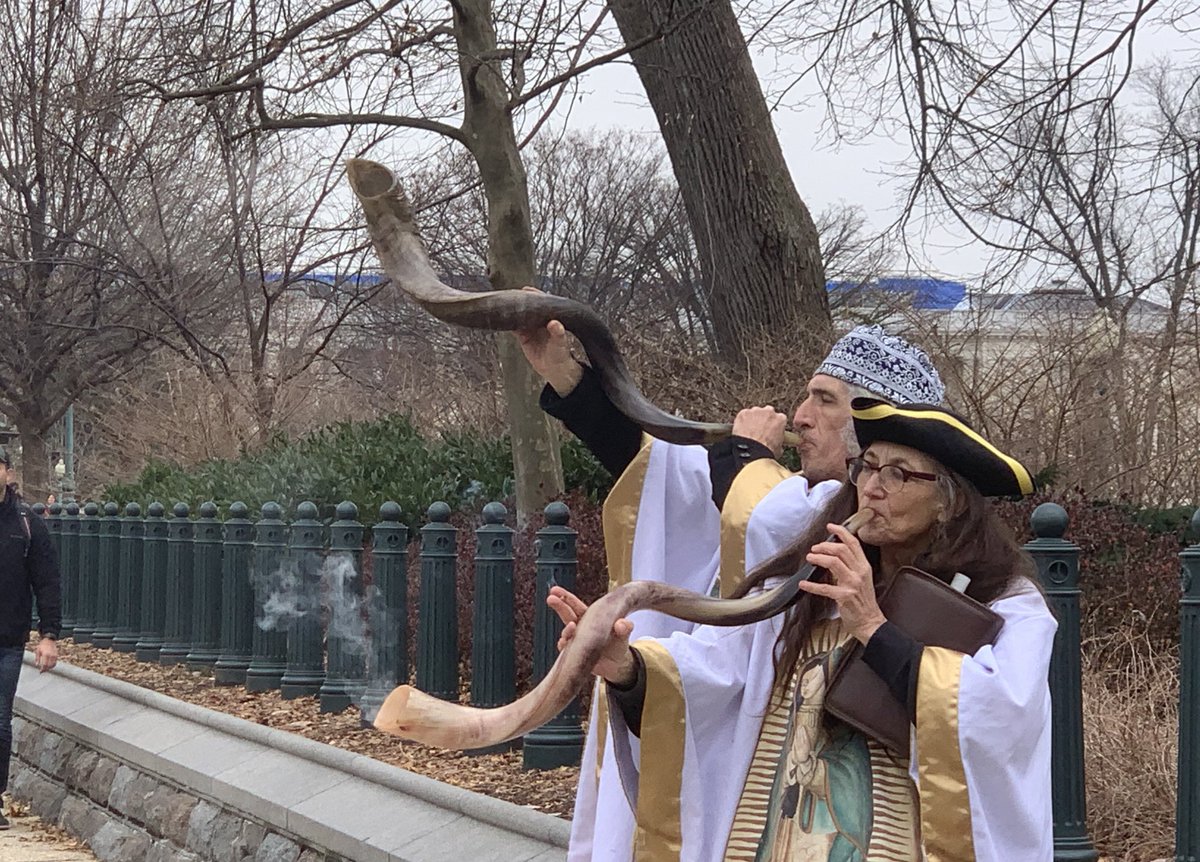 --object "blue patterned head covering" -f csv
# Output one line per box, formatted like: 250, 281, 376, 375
815, 325, 945, 405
